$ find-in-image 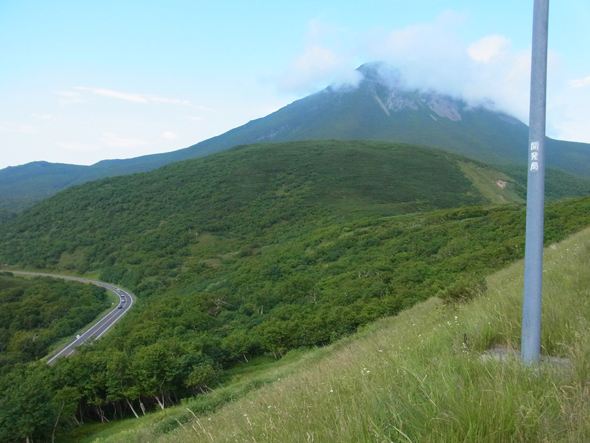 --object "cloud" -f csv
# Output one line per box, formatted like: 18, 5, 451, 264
0, 121, 39, 133
54, 90, 88, 106
161, 131, 178, 140
75, 87, 149, 103
467, 35, 511, 63
278, 45, 343, 90
71, 86, 208, 109
275, 19, 363, 93
366, 12, 480, 95
275, 12, 535, 122
546, 74, 590, 142
151, 96, 195, 107
462, 39, 533, 121
99, 133, 147, 148
54, 91, 80, 98
570, 75, 590, 88
31, 113, 54, 120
